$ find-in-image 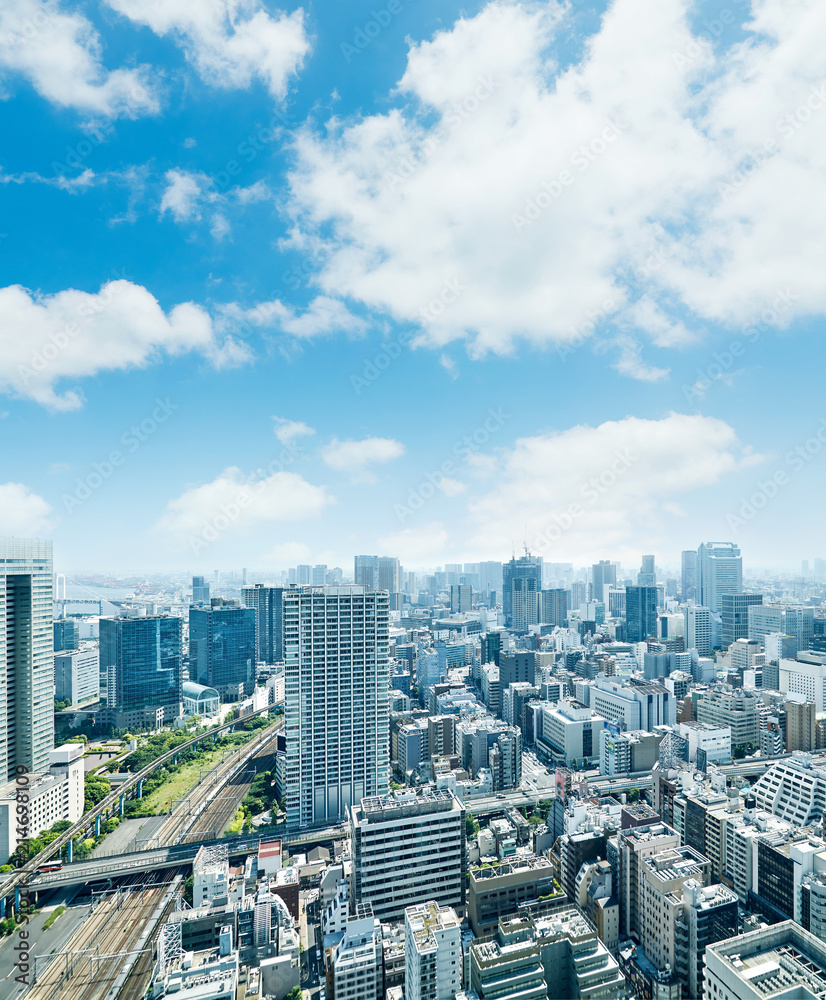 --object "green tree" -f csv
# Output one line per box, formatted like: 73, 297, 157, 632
732, 744, 746, 759
626, 787, 640, 803
286, 987, 302, 1000
466, 812, 480, 838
